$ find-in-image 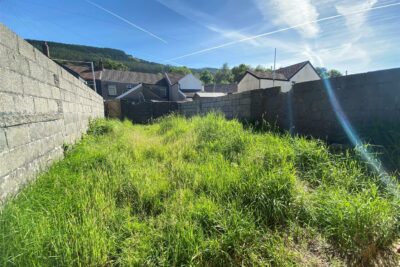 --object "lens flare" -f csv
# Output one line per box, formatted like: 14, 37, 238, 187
320, 78, 398, 195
